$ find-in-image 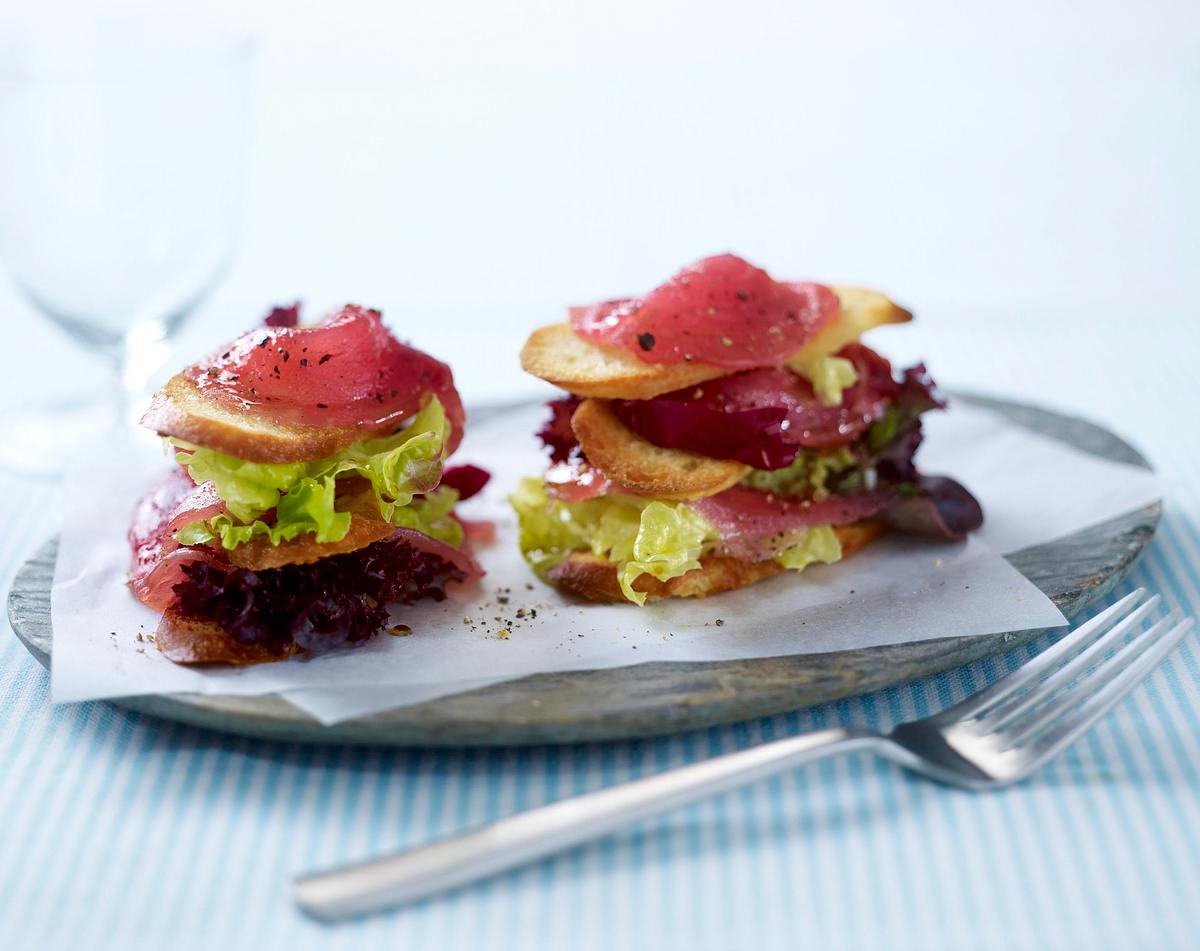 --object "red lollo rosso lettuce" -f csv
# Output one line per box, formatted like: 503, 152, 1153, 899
263, 302, 300, 328
172, 533, 471, 655
537, 397, 582, 463
439, 463, 491, 501
882, 475, 983, 540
